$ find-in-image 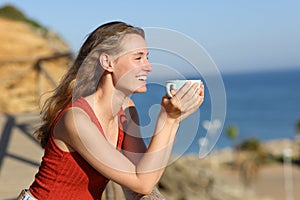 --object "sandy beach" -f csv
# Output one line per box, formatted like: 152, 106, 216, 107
211, 163, 300, 200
